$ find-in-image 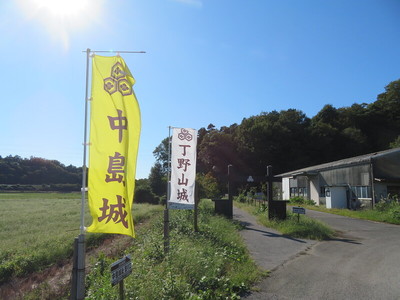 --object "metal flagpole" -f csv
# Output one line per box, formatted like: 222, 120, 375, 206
81, 50, 146, 54
71, 48, 91, 300
164, 126, 172, 255
72, 49, 146, 299
167, 126, 172, 206
80, 48, 91, 234
194, 179, 199, 232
